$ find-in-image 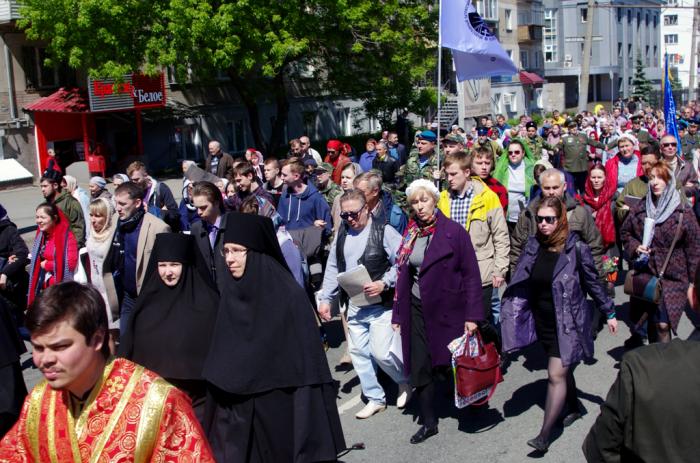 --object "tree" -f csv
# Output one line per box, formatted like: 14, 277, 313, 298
630, 53, 653, 101
19, 0, 436, 154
